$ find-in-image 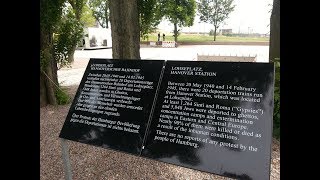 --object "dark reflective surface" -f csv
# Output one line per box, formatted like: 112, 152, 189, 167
142, 61, 274, 180
59, 58, 165, 155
